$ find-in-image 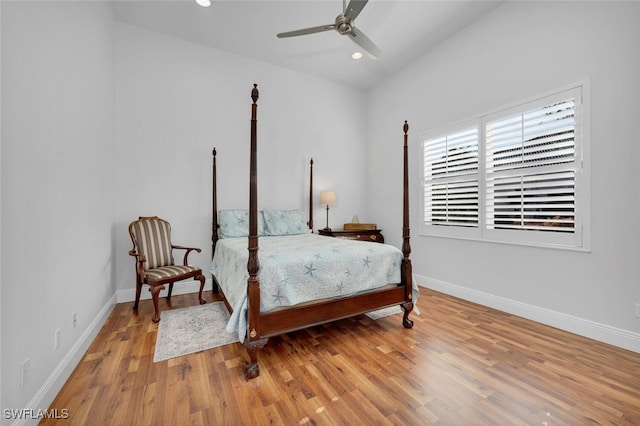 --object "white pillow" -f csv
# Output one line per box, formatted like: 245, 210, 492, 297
262, 209, 309, 236
218, 210, 265, 238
